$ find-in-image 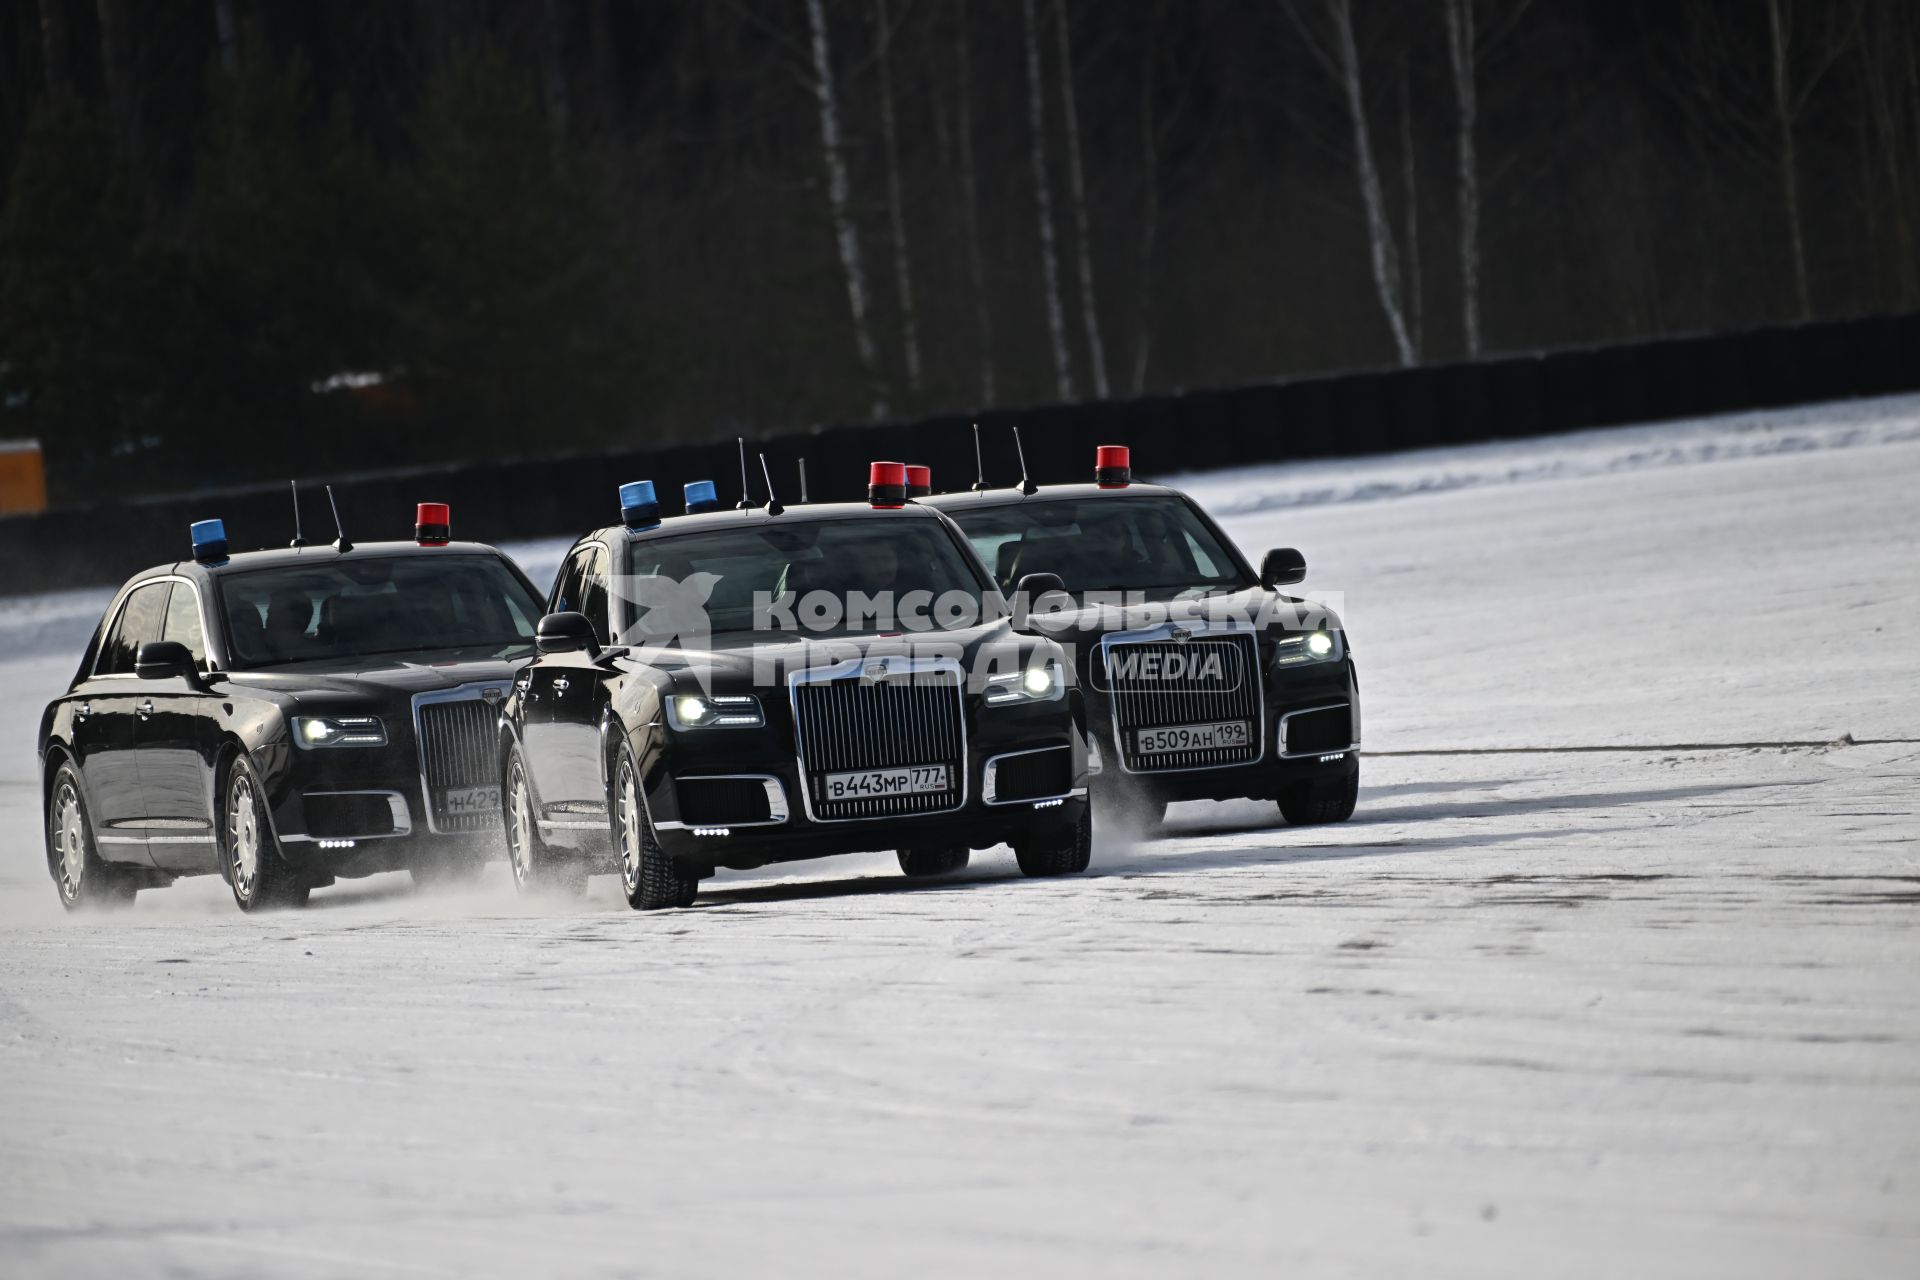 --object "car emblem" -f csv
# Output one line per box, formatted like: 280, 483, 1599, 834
481, 687, 505, 705
865, 662, 889, 680
1170, 627, 1192, 644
